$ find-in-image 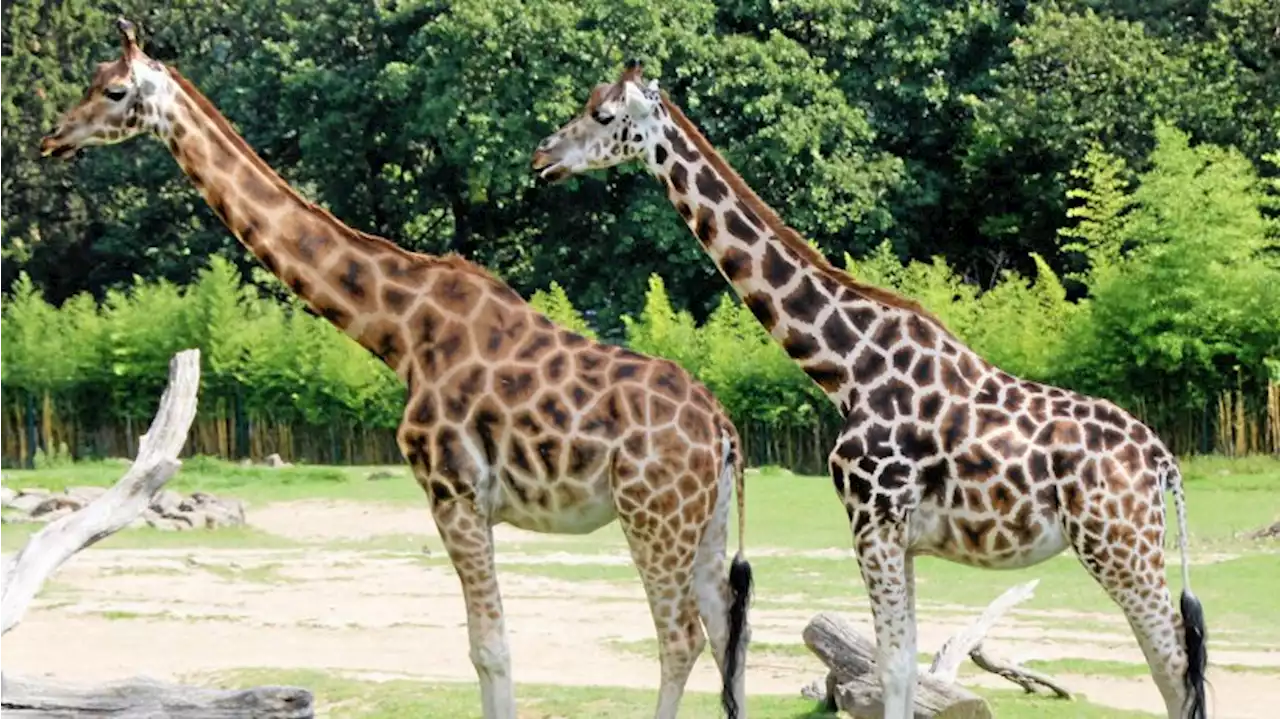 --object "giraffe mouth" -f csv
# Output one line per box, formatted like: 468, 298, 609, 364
40, 136, 79, 160
531, 151, 571, 184
538, 165, 571, 184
